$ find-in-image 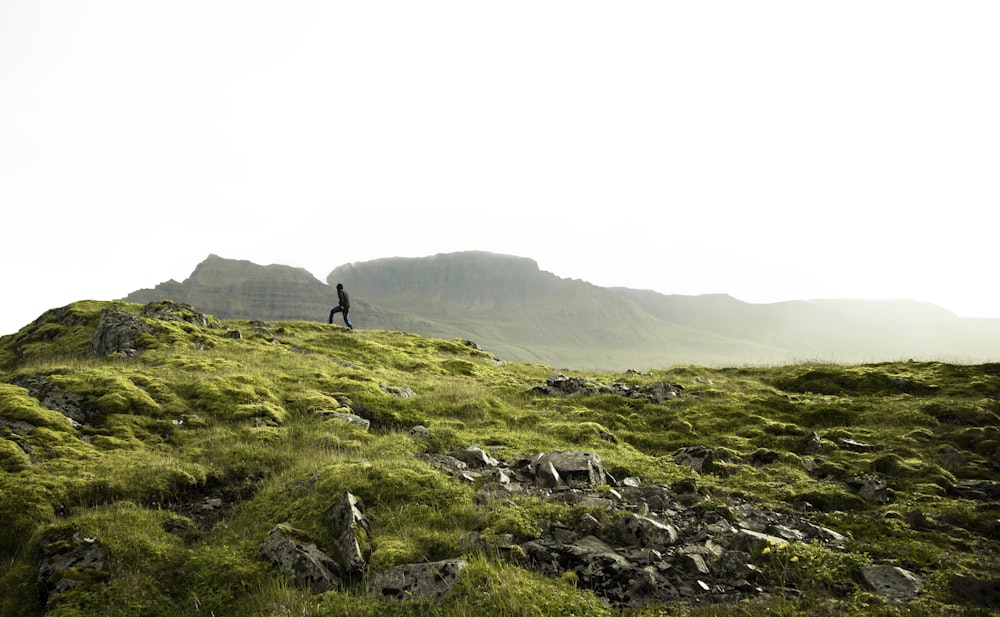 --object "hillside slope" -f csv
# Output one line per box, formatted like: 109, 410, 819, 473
1, 300, 998, 616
